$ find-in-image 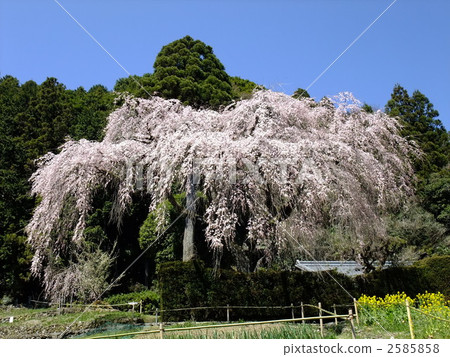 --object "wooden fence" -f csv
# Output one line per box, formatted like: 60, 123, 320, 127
153, 299, 360, 324
91, 302, 358, 339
